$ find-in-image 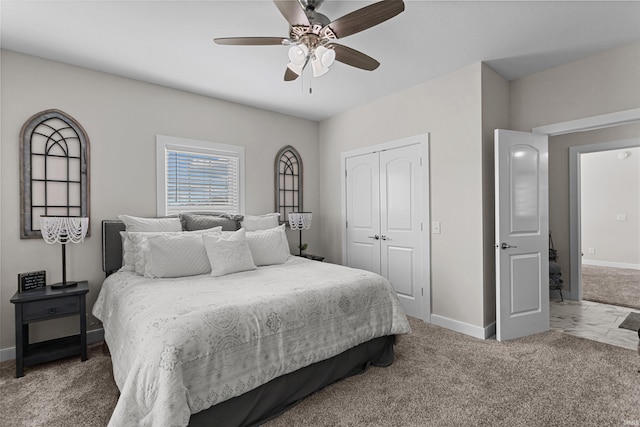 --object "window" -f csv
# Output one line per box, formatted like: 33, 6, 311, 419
274, 145, 303, 223
20, 109, 90, 239
156, 135, 245, 216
